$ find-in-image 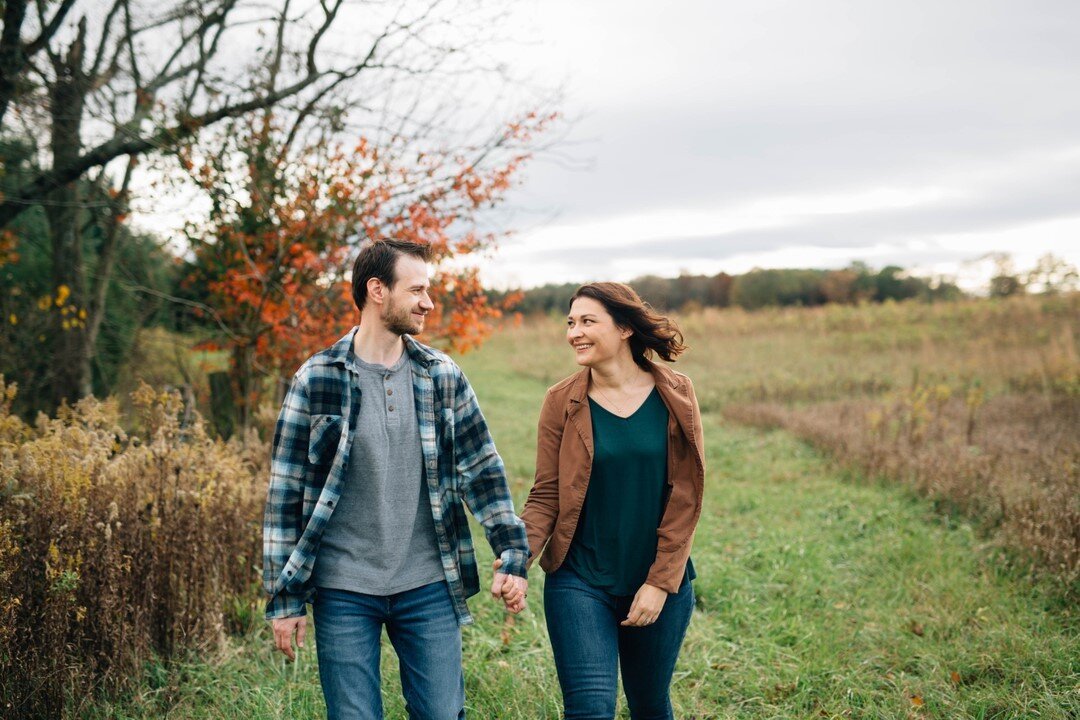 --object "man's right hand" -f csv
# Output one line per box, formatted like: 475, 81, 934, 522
272, 615, 307, 661
491, 558, 528, 614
